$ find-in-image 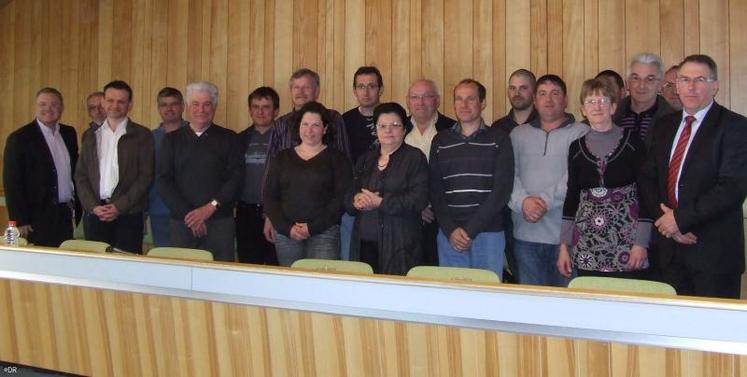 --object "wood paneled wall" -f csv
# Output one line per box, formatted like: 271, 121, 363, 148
1, 0, 746, 135
2, 277, 746, 377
